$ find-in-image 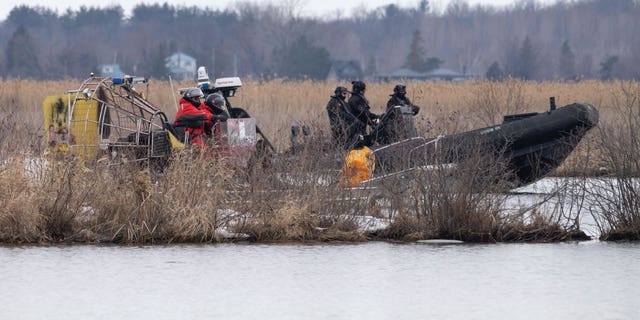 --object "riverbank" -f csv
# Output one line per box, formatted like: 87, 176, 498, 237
0, 153, 593, 245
